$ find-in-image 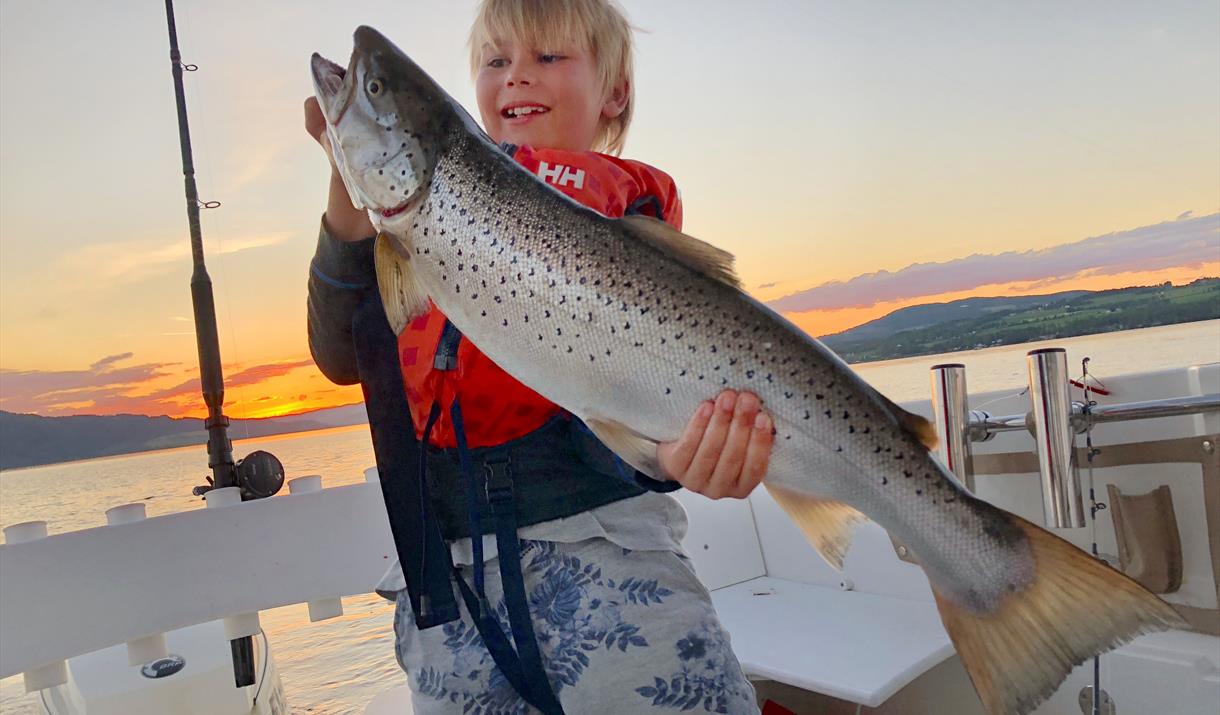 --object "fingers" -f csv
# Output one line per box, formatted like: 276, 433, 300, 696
737, 409, 774, 497
654, 390, 774, 499
303, 96, 326, 144
709, 393, 772, 499
683, 390, 740, 494
656, 399, 715, 482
